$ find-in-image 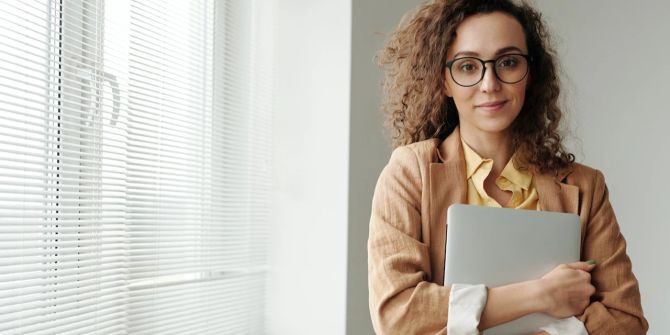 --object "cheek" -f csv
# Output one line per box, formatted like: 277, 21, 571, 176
450, 87, 476, 119
511, 80, 529, 104
444, 75, 455, 97
450, 86, 475, 103
444, 74, 474, 100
